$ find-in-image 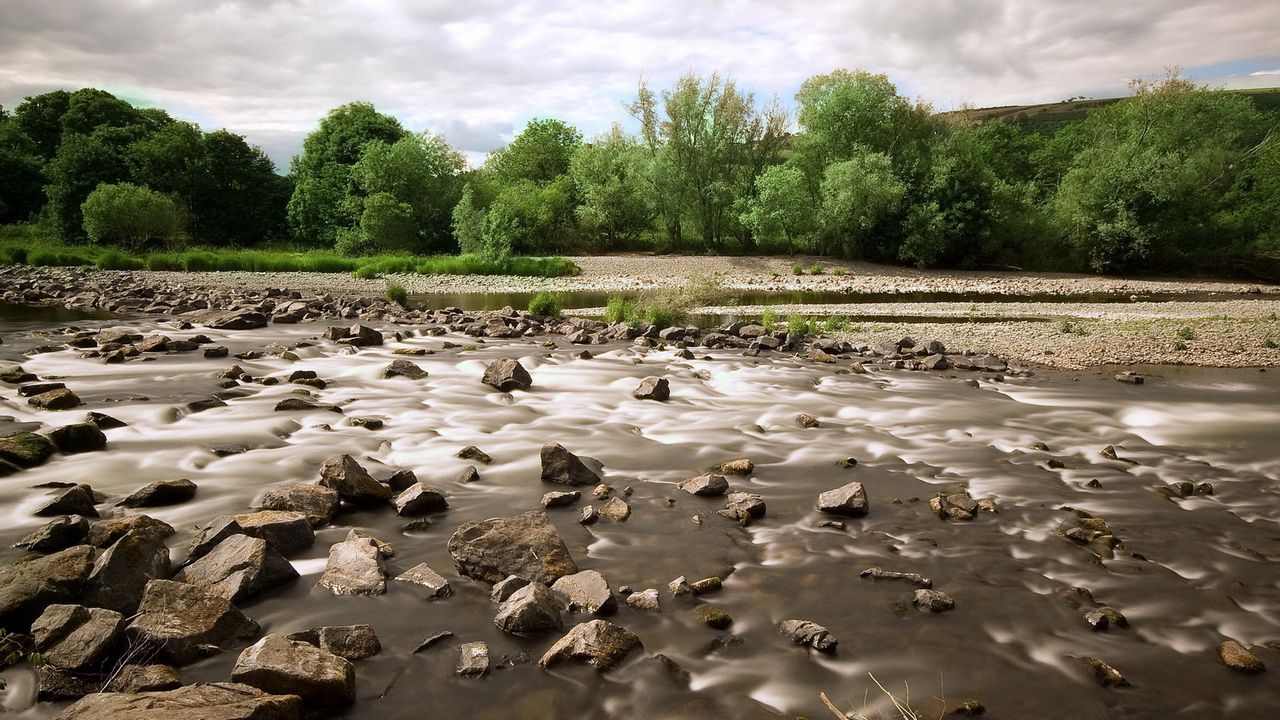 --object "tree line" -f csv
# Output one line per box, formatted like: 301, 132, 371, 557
1, 70, 1277, 275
